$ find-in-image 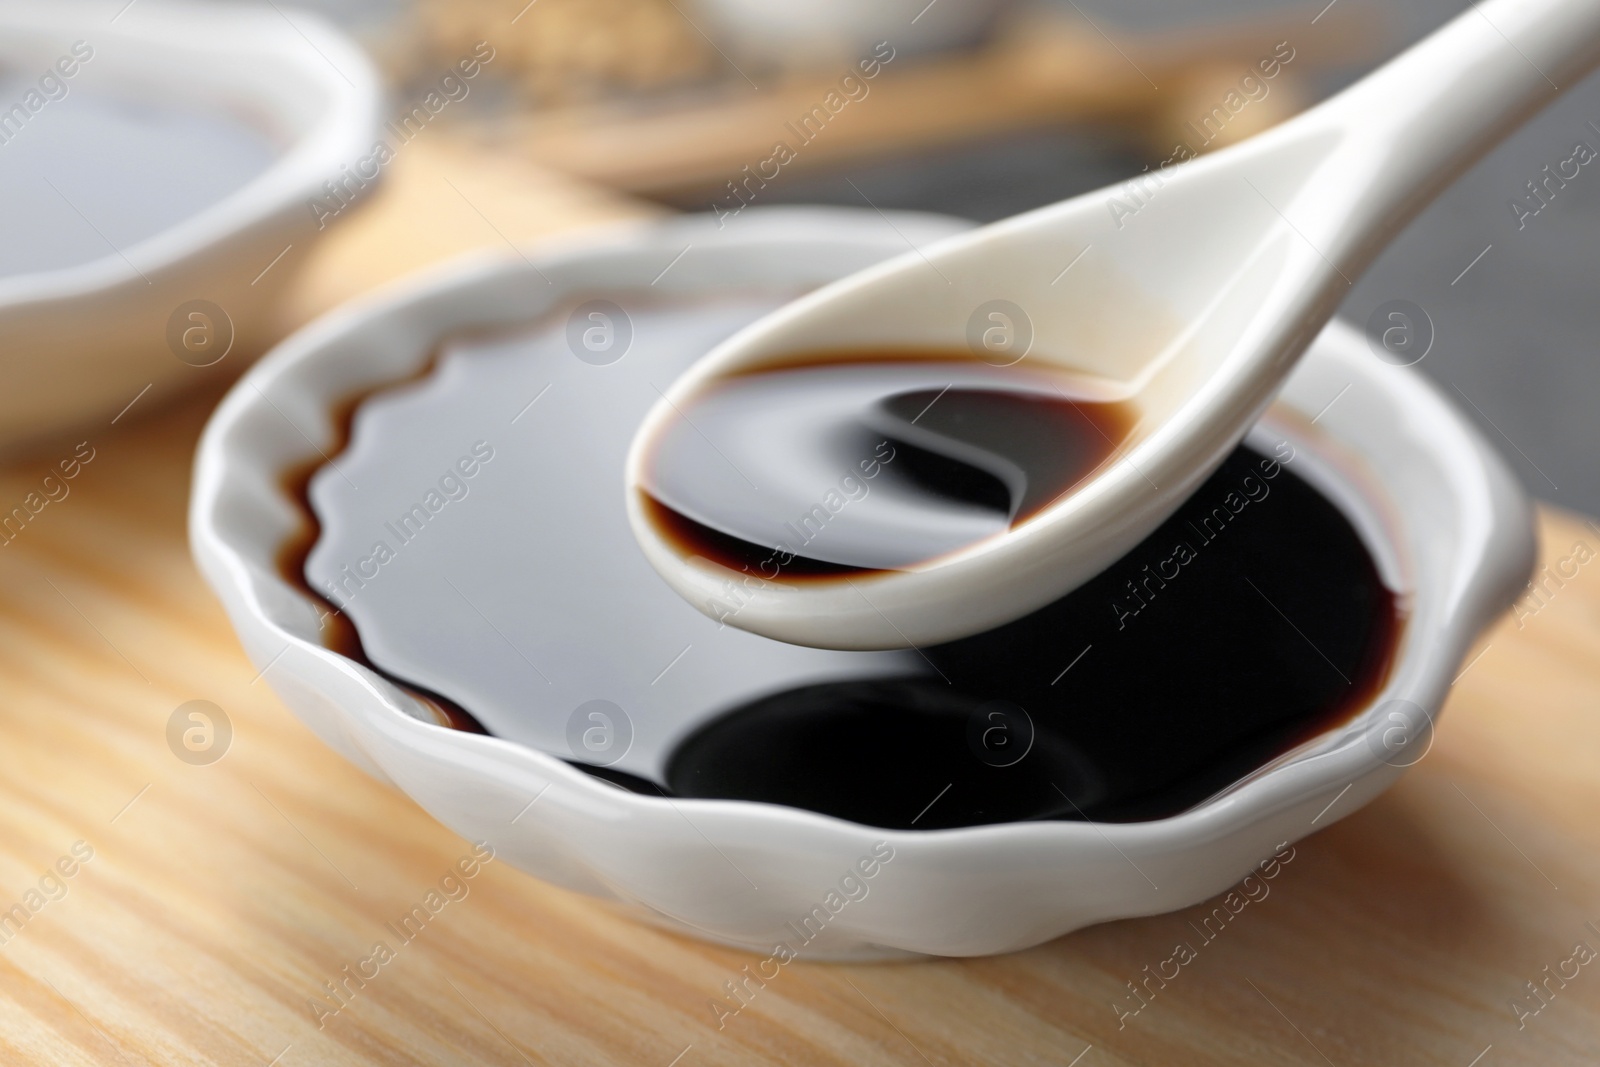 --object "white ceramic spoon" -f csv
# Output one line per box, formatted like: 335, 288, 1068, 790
627, 0, 1600, 651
